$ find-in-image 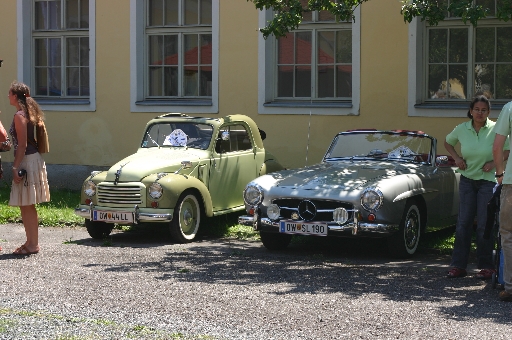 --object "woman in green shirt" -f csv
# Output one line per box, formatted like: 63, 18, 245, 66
445, 95, 508, 279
